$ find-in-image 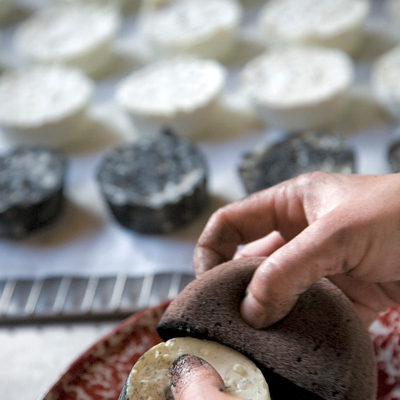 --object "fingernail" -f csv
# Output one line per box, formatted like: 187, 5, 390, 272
240, 292, 268, 329
169, 354, 225, 400
169, 354, 205, 388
